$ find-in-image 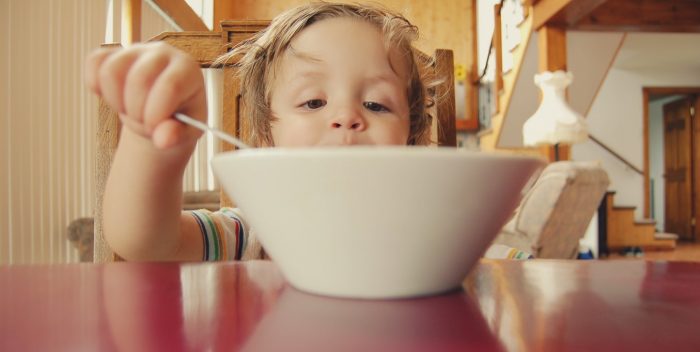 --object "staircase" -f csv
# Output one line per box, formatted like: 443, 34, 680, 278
604, 192, 677, 252
478, 0, 535, 152
474, 1, 678, 253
